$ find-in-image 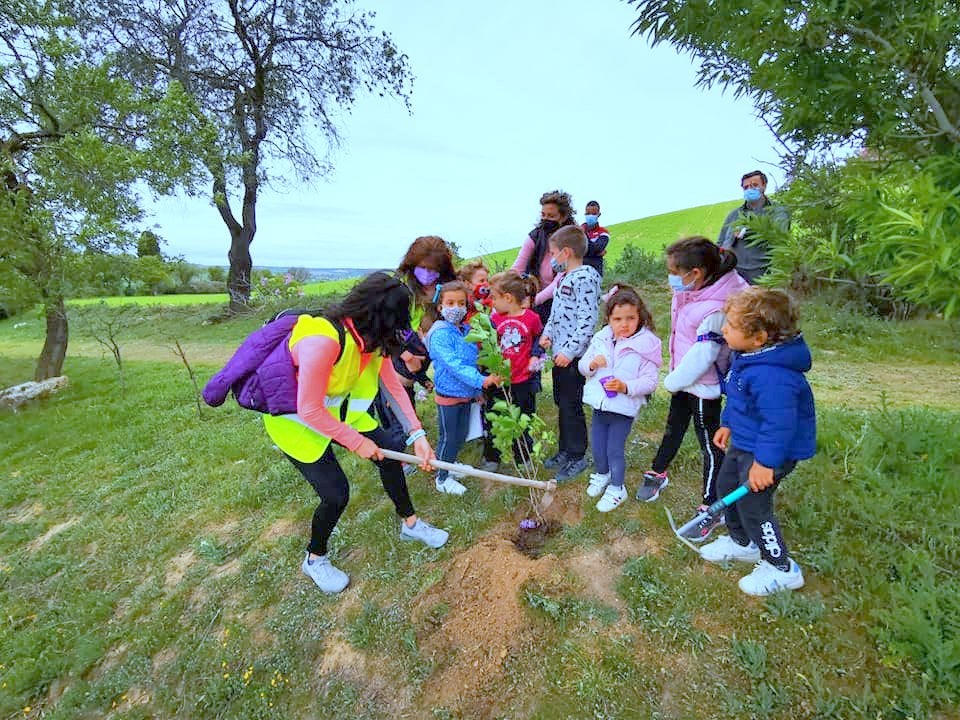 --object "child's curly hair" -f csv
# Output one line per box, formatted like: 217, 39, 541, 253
489, 270, 539, 303
458, 259, 488, 284
604, 283, 655, 332
724, 287, 800, 344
